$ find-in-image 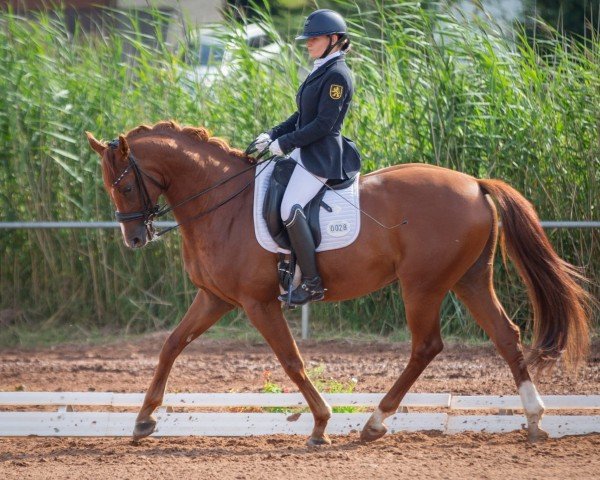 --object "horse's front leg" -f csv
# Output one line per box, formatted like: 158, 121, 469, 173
245, 300, 332, 446
133, 289, 233, 441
